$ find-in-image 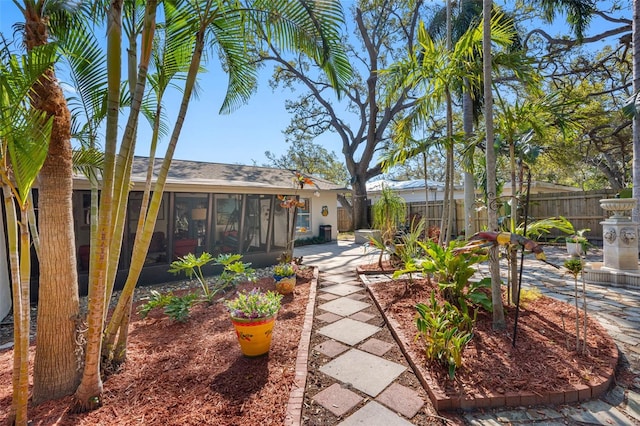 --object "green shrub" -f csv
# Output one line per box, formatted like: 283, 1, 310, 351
138, 290, 199, 323
419, 240, 490, 312
214, 253, 257, 291
164, 293, 199, 322
168, 252, 256, 304
415, 292, 474, 379
138, 290, 173, 318
169, 252, 216, 302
